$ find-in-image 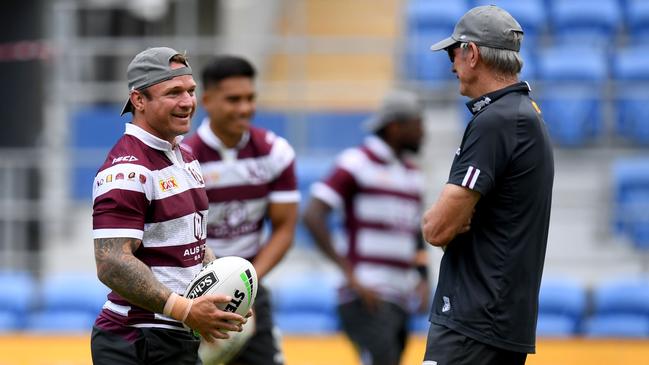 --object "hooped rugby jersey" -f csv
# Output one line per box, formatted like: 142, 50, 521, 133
92, 123, 208, 332
310, 135, 424, 306
182, 119, 299, 259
